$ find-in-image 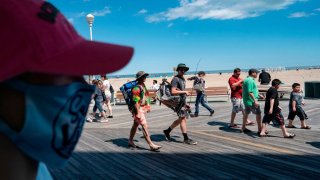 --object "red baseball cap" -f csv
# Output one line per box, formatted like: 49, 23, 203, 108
0, 0, 134, 82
